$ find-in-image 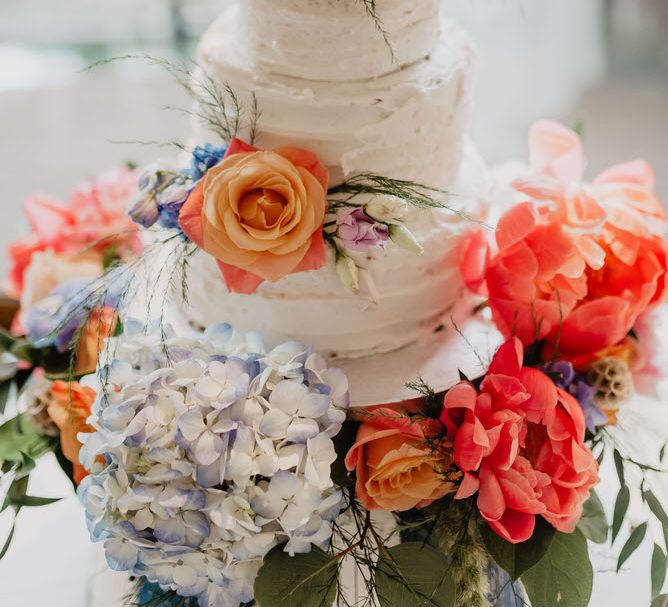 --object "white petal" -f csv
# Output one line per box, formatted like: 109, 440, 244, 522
258, 409, 291, 438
